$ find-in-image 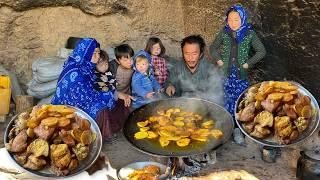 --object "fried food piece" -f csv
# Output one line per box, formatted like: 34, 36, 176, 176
176, 138, 191, 147
48, 105, 75, 115
27, 139, 49, 157
173, 121, 185, 127
23, 155, 47, 170
27, 117, 42, 128
283, 104, 297, 119
140, 127, 150, 132
294, 117, 309, 132
137, 121, 149, 127
301, 105, 313, 118
134, 131, 148, 139
147, 131, 158, 139
60, 130, 76, 146
10, 130, 28, 153
16, 112, 29, 130
41, 117, 59, 127
68, 158, 78, 171
254, 111, 273, 127
250, 125, 271, 139
202, 120, 214, 127
34, 124, 55, 140
50, 144, 71, 169
72, 143, 89, 161
261, 99, 280, 113
58, 117, 71, 127
238, 102, 255, 122
80, 130, 92, 145
283, 93, 294, 102
14, 152, 28, 165
26, 128, 35, 138
290, 130, 299, 141
193, 129, 210, 136
274, 116, 293, 138
211, 129, 223, 139
75, 116, 91, 131
158, 129, 174, 137
242, 121, 255, 133
190, 134, 208, 142
159, 137, 170, 147
267, 93, 284, 101
71, 128, 83, 142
